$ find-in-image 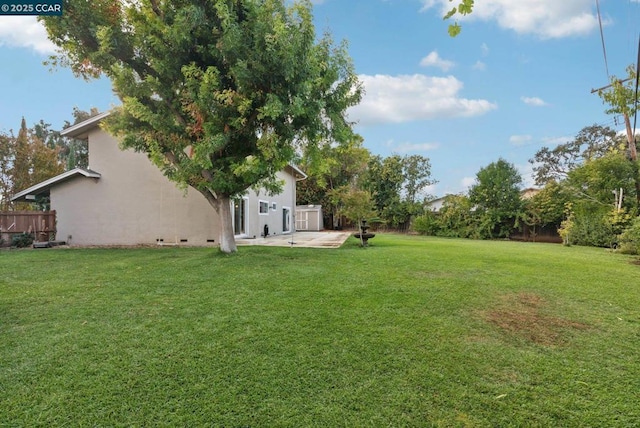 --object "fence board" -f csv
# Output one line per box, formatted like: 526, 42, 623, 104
0, 211, 56, 242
